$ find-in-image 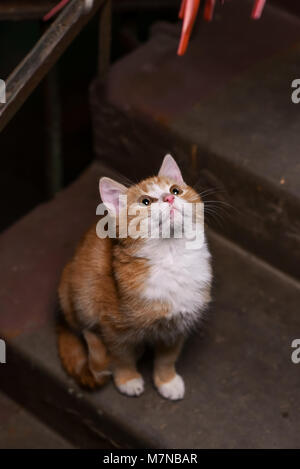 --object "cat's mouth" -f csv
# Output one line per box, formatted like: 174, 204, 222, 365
156, 209, 183, 232
169, 204, 180, 213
